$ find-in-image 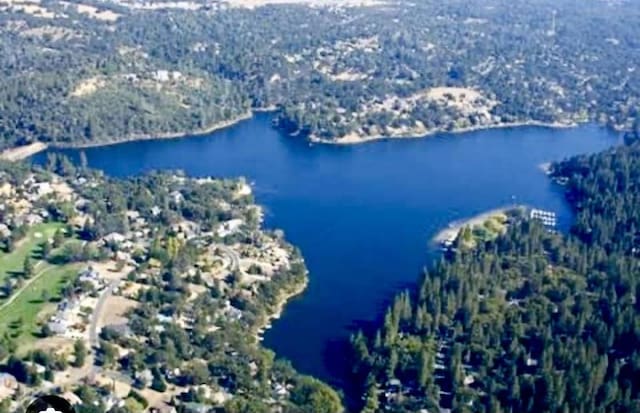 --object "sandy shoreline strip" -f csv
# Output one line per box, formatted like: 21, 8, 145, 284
433, 205, 521, 244
310, 120, 577, 145
0, 142, 48, 161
